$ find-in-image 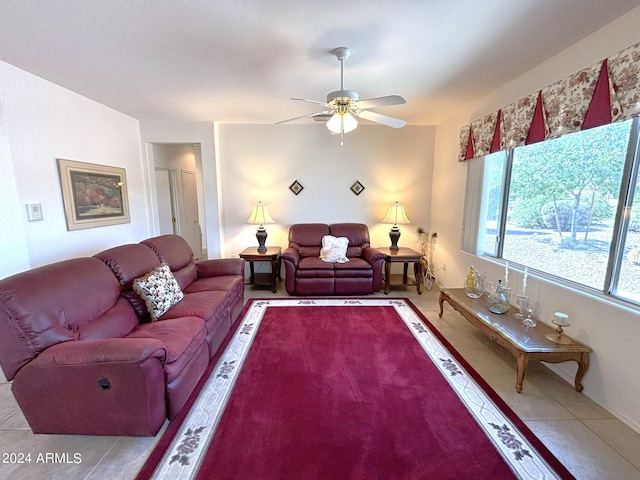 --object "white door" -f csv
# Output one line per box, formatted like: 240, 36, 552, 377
155, 168, 176, 235
181, 170, 202, 258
